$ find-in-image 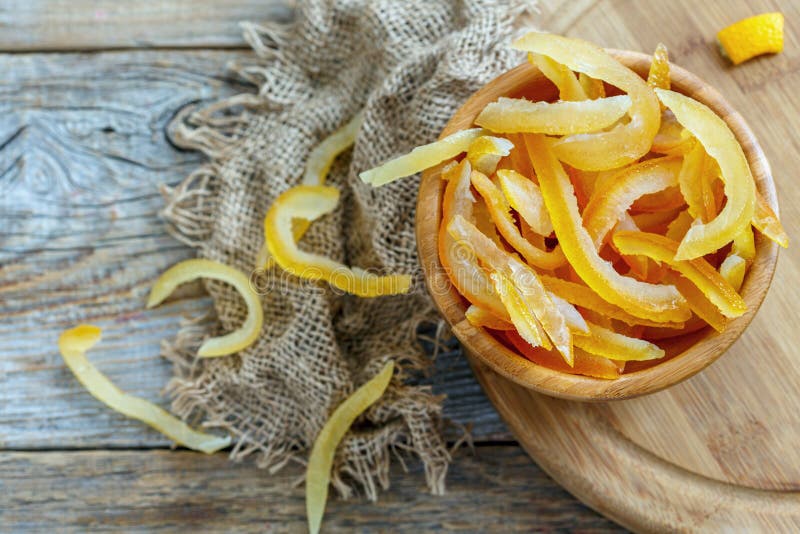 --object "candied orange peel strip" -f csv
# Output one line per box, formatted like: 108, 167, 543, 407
496, 169, 553, 236
668, 274, 728, 333
306, 360, 394, 534
439, 160, 505, 316
525, 133, 689, 323
148, 259, 264, 357
529, 51, 587, 101
655, 89, 756, 260
265, 185, 412, 297
574, 321, 665, 361
506, 330, 619, 380
491, 272, 550, 350
513, 33, 661, 171
583, 156, 681, 248
475, 95, 631, 136
578, 72, 605, 100
466, 135, 514, 175
753, 191, 789, 248
448, 214, 573, 365
471, 170, 566, 270
59, 325, 231, 453
720, 254, 747, 292
647, 43, 671, 90
612, 231, 746, 318
465, 305, 515, 331
360, 128, 484, 186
